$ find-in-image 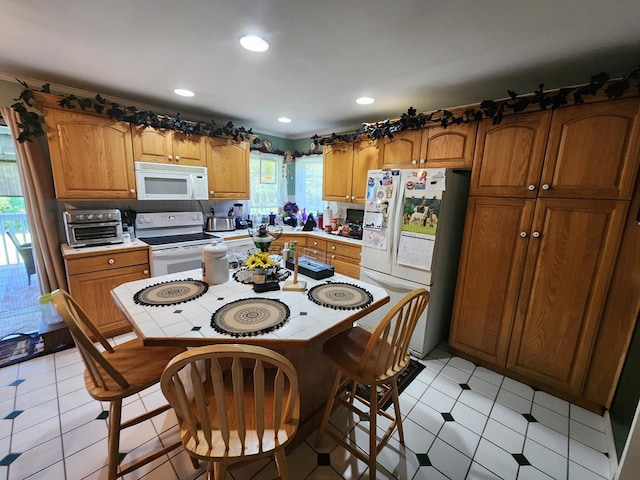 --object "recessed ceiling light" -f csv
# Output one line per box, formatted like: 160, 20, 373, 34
278, 117, 292, 123
240, 35, 269, 52
356, 96, 375, 105
174, 88, 194, 97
